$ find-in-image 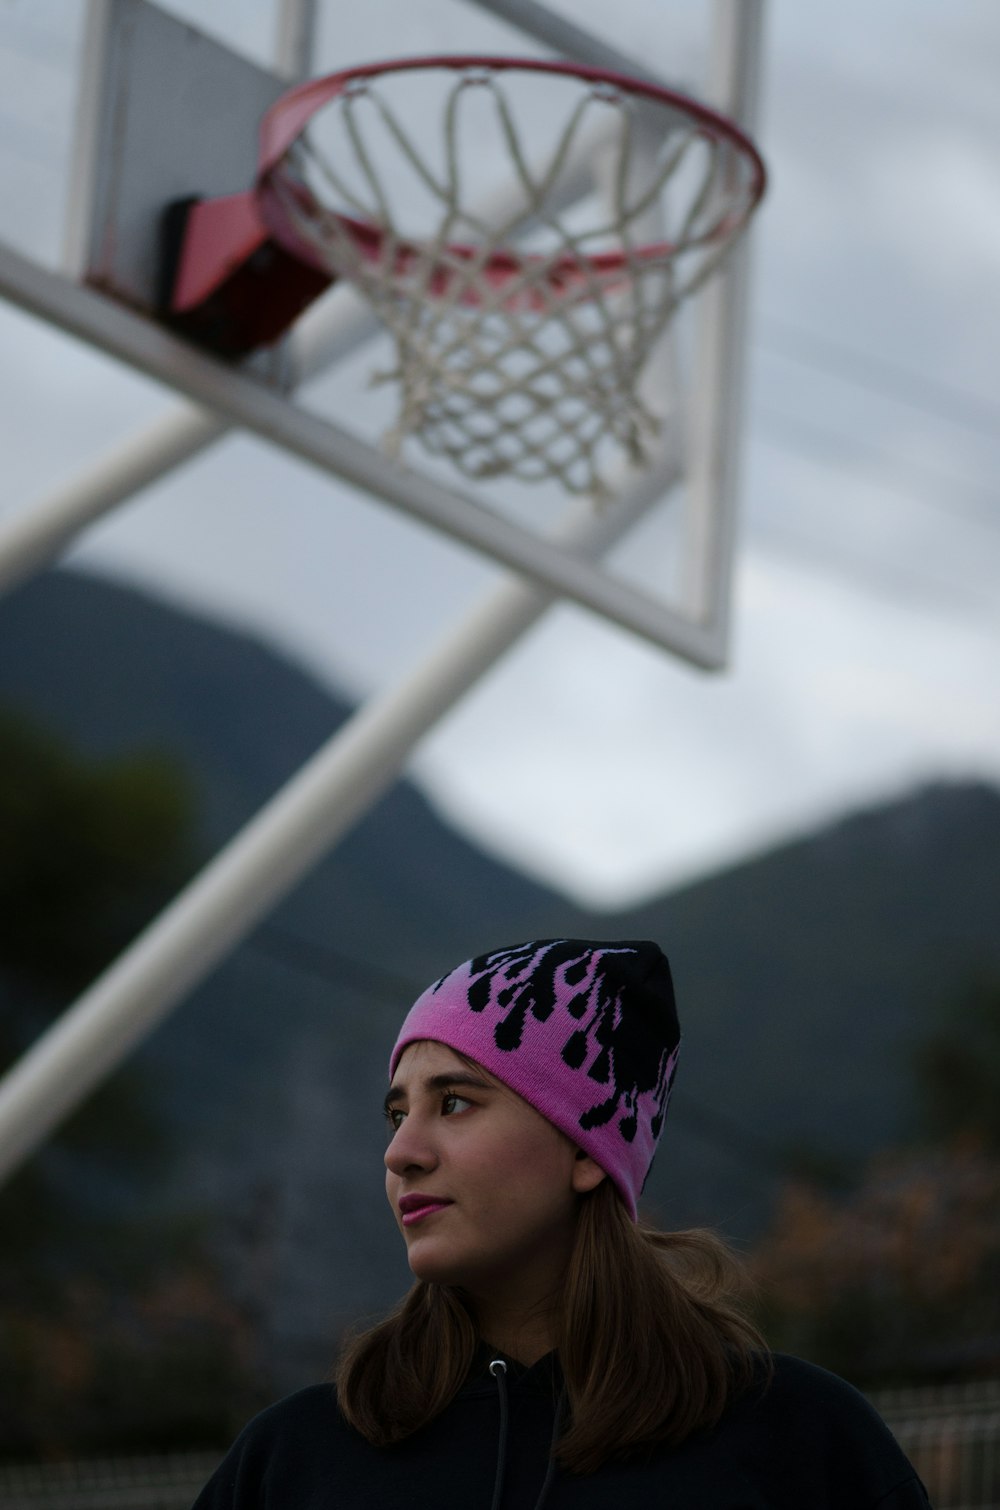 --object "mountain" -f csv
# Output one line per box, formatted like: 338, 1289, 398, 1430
600, 777, 1000, 1236
2, 569, 998, 1394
